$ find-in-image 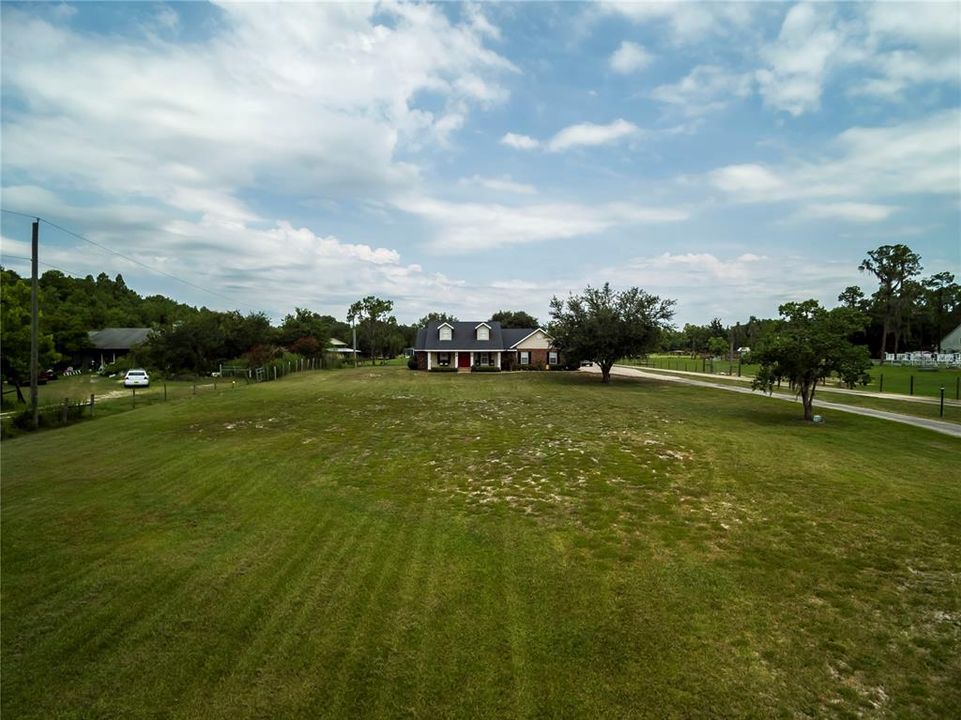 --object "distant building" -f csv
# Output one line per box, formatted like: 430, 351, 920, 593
327, 337, 357, 356
941, 323, 961, 353
87, 327, 152, 367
